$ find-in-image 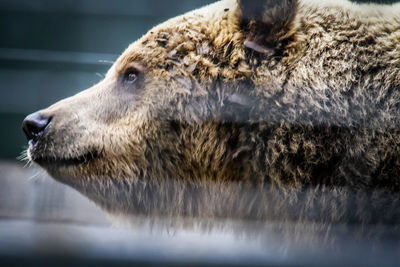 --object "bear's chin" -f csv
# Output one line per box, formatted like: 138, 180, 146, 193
28, 147, 99, 179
